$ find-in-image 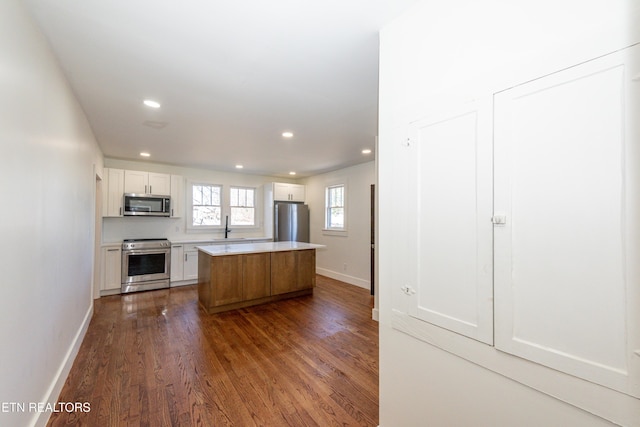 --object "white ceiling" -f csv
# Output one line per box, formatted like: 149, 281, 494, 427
24, 0, 419, 178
